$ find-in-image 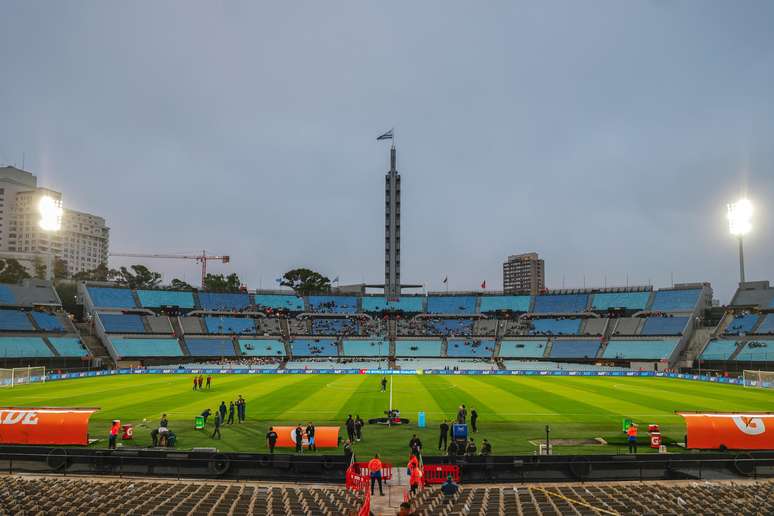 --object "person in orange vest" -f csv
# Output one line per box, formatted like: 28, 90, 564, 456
368, 453, 384, 496
408, 461, 423, 495
627, 423, 638, 453
109, 420, 120, 449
